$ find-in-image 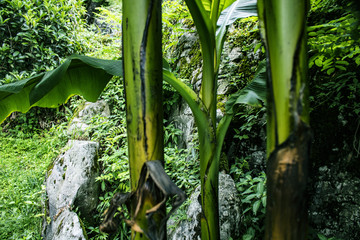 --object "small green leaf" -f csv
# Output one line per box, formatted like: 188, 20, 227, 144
317, 233, 327, 240
242, 234, 253, 240
335, 65, 346, 71
254, 42, 262, 53
327, 68, 335, 75
315, 58, 323, 67
261, 196, 266, 207
355, 57, 360, 65
335, 60, 349, 65
241, 134, 249, 140
34, 213, 45, 218
244, 193, 257, 202
256, 181, 264, 195
242, 188, 253, 195
253, 200, 261, 215
101, 181, 106, 191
